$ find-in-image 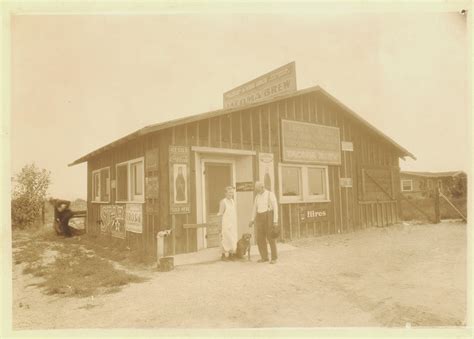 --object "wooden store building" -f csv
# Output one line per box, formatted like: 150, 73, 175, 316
69, 62, 415, 259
